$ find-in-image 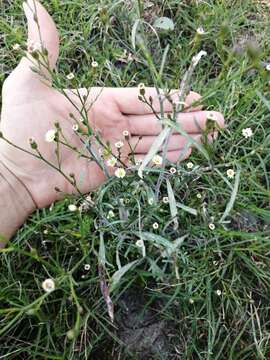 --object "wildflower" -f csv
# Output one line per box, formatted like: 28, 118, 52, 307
115, 141, 124, 148
136, 239, 144, 248
138, 83, 145, 91
84, 264, 90, 271
43, 229, 49, 235
107, 157, 117, 167
42, 278, 55, 293
196, 193, 202, 199
115, 168, 126, 178
162, 196, 169, 204
213, 260, 219, 266
216, 289, 222, 296
68, 204, 77, 212
66, 73, 75, 80
242, 127, 253, 138
148, 198, 154, 205
226, 169, 235, 179
208, 223, 215, 230
266, 64, 270, 71
196, 27, 205, 35
12, 43, 20, 50
153, 222, 159, 229
123, 130, 129, 137
107, 210, 115, 219
45, 129, 56, 142
169, 167, 177, 174
189, 298, 194, 304
152, 154, 163, 165
72, 124, 79, 131
207, 112, 217, 121
186, 161, 194, 169
91, 61, 98, 68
